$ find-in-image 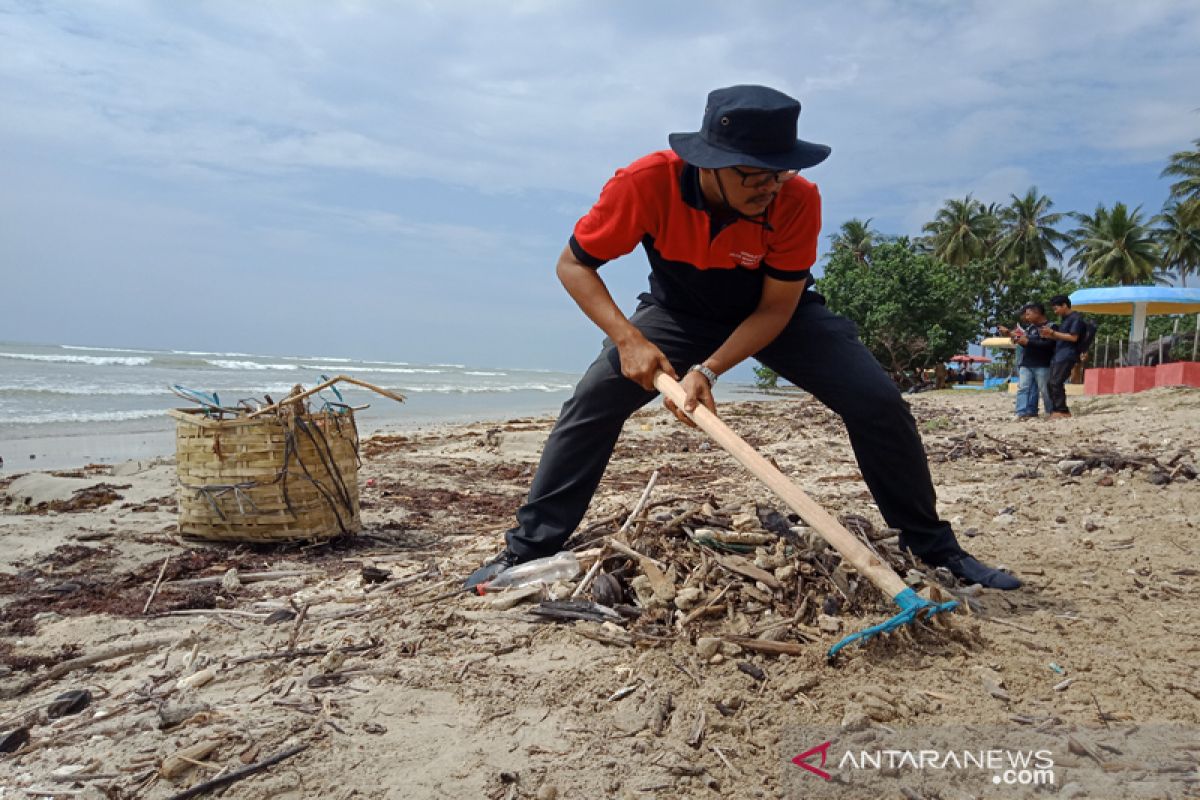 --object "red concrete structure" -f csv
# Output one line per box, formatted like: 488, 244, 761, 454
1112, 366, 1158, 394
1084, 368, 1116, 395
1085, 362, 1200, 394
1155, 361, 1200, 388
